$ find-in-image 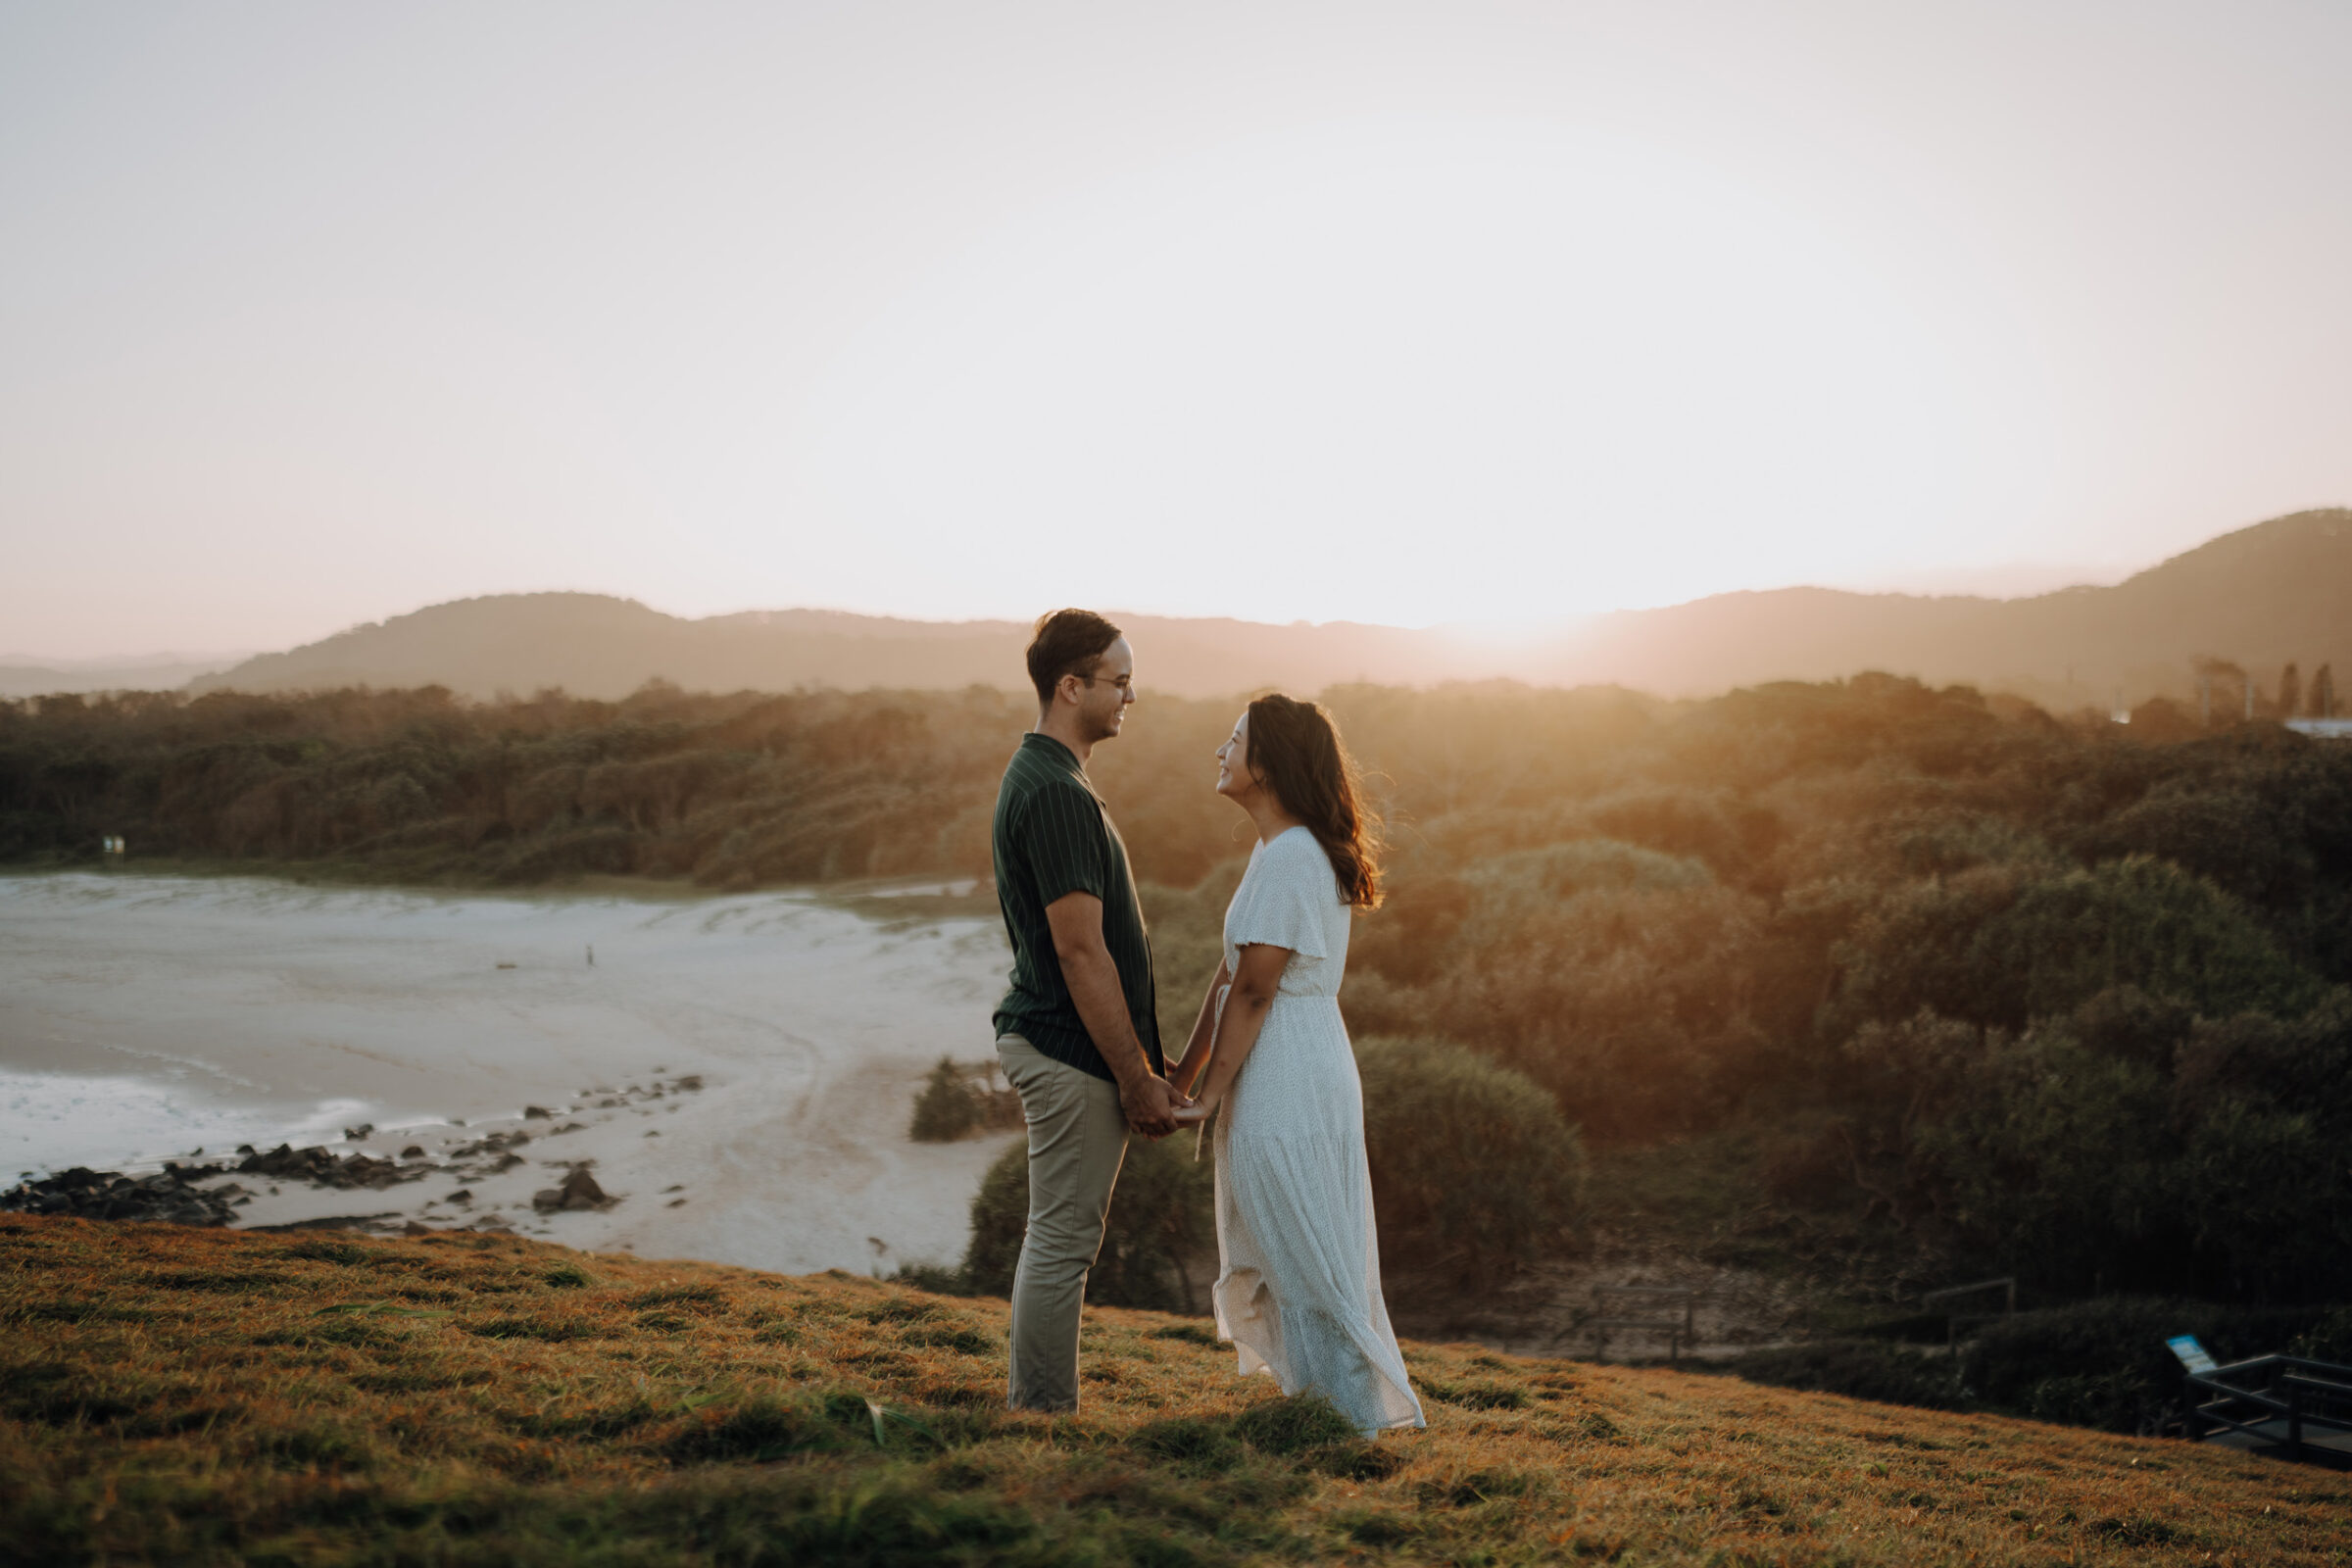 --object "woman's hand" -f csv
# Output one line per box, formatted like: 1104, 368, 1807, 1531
1171, 1099, 1217, 1125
